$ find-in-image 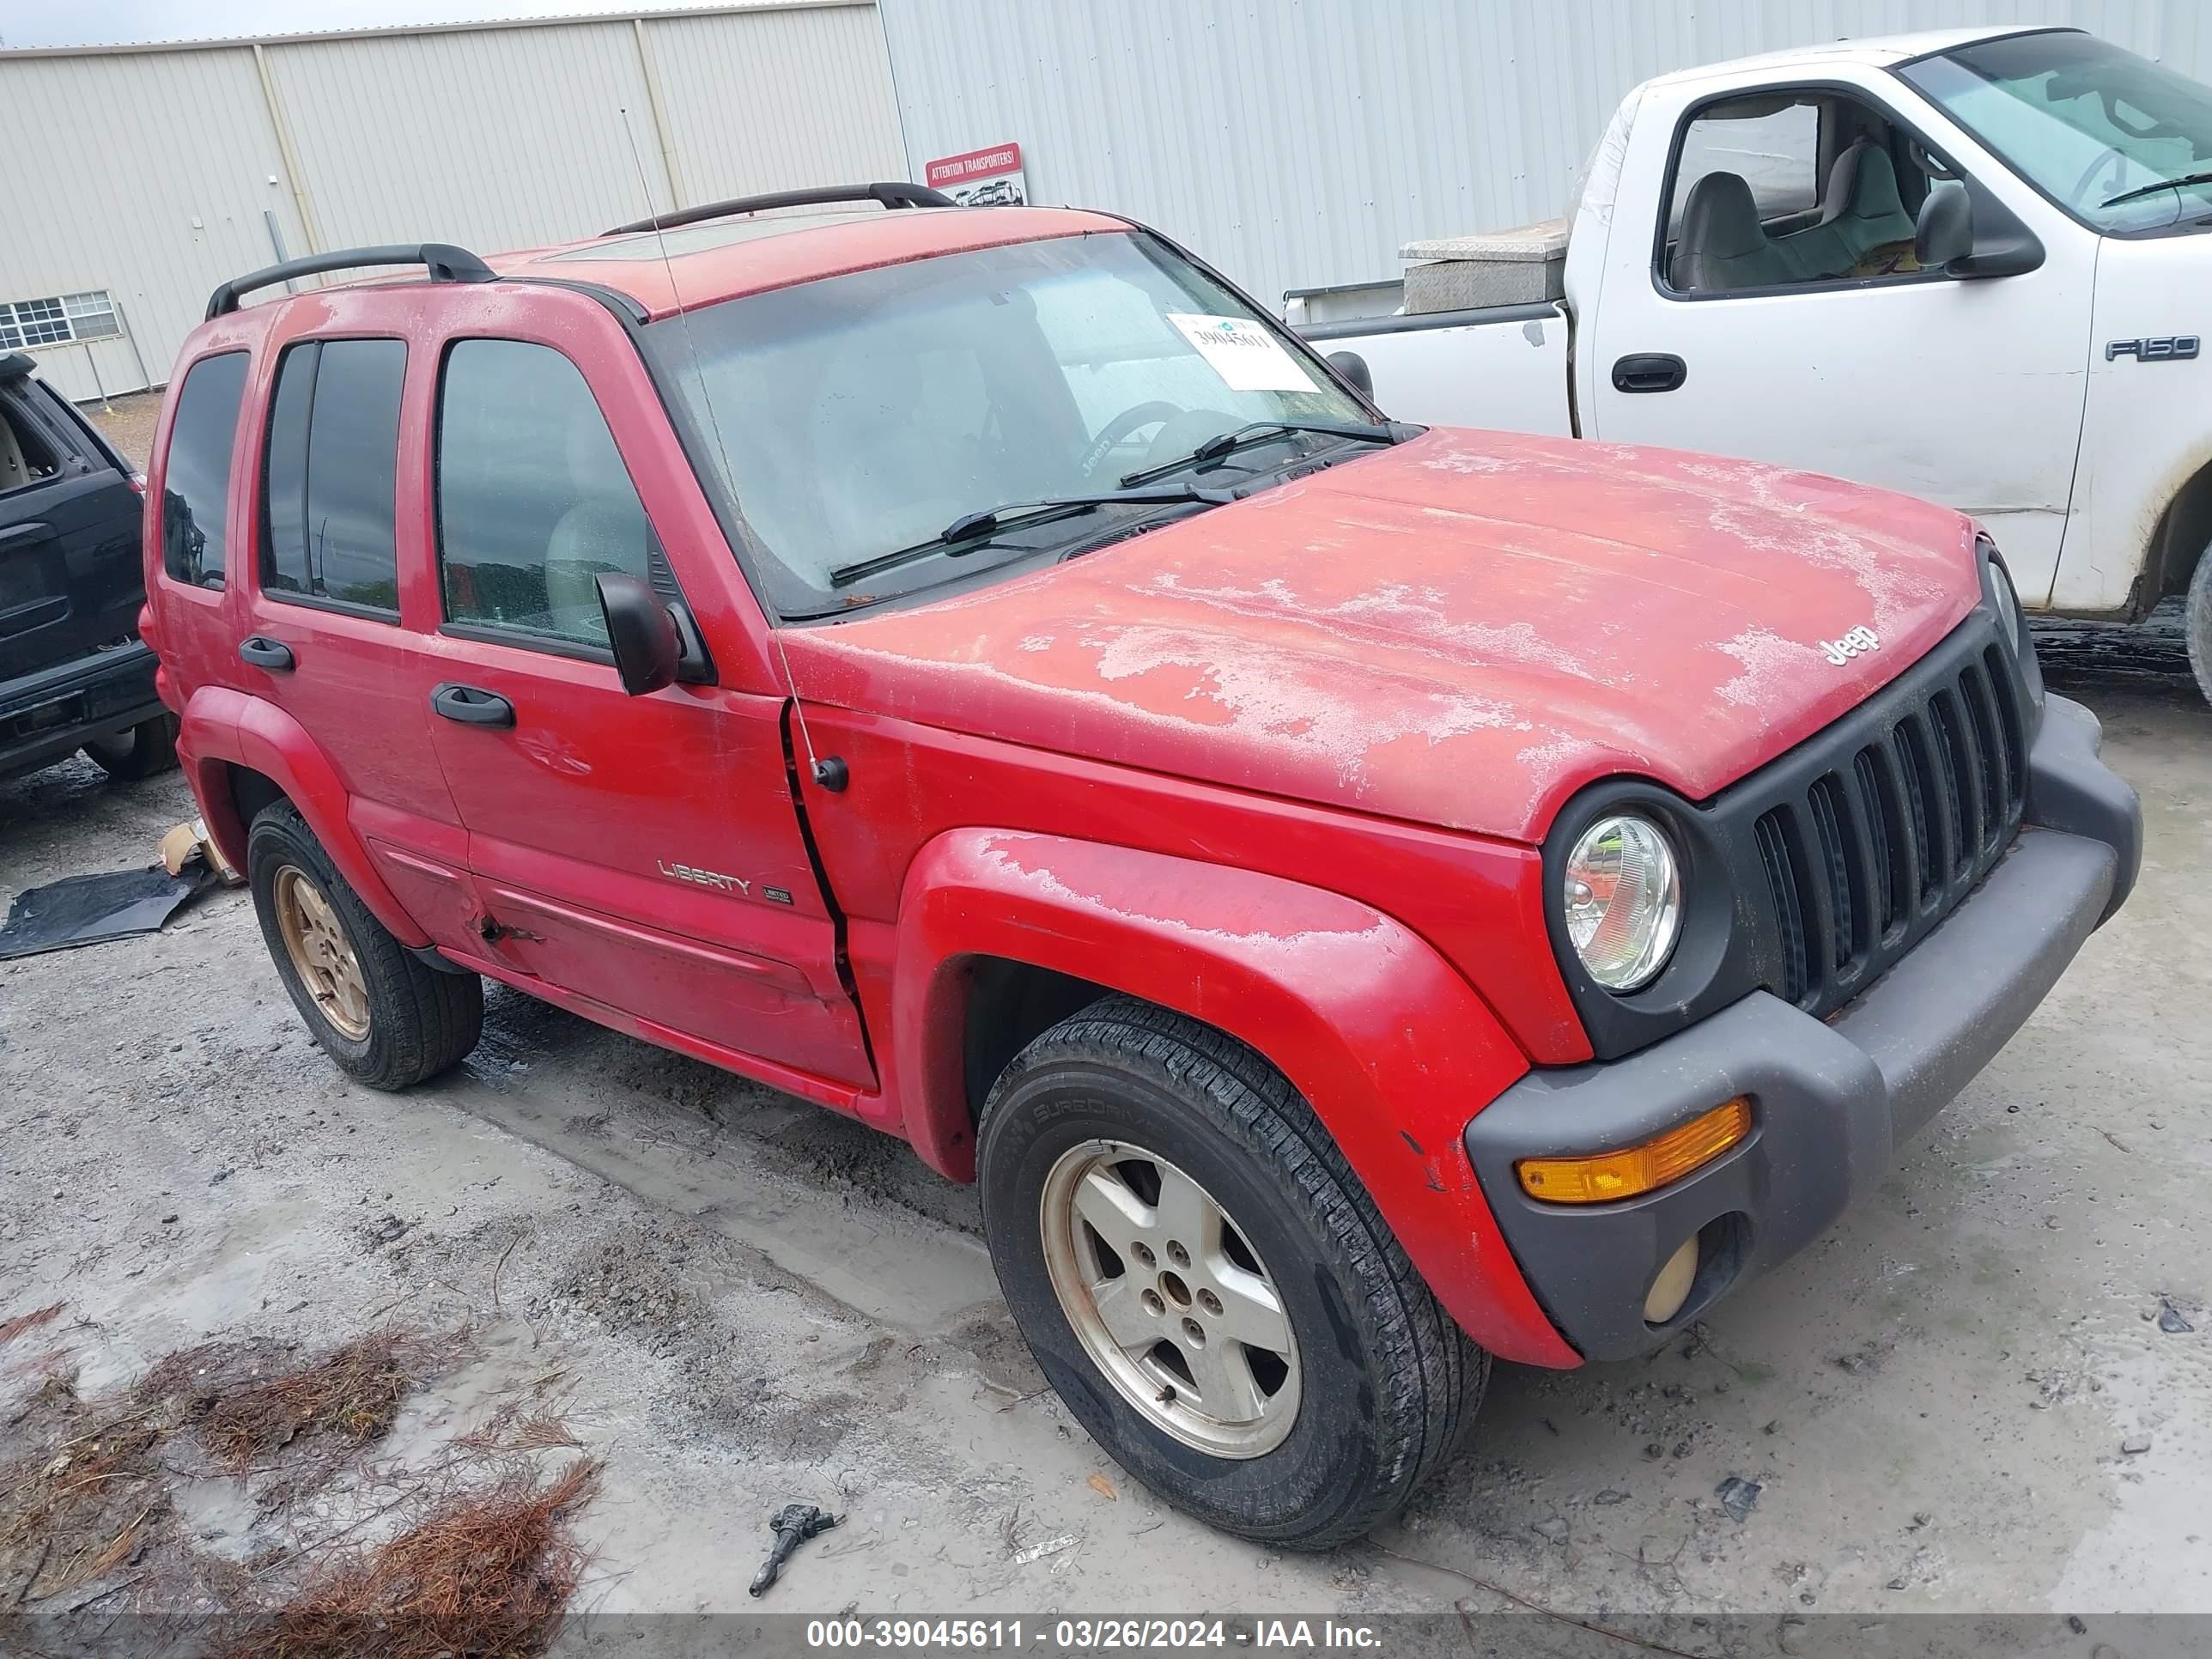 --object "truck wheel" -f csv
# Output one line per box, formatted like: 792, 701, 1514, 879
247, 802, 482, 1090
81, 713, 179, 780
2189, 547, 2212, 708
976, 995, 1486, 1548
